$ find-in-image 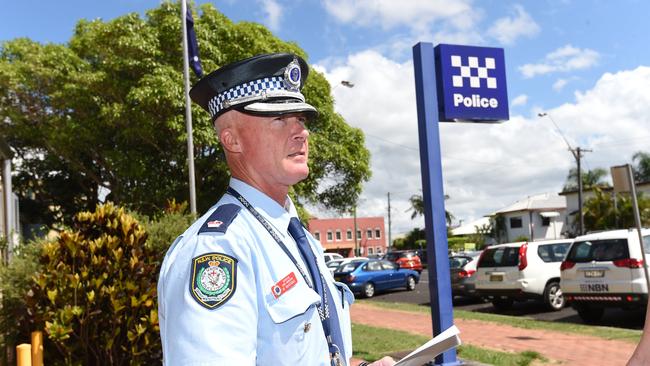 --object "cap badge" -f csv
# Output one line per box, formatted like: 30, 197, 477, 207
284, 59, 302, 91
